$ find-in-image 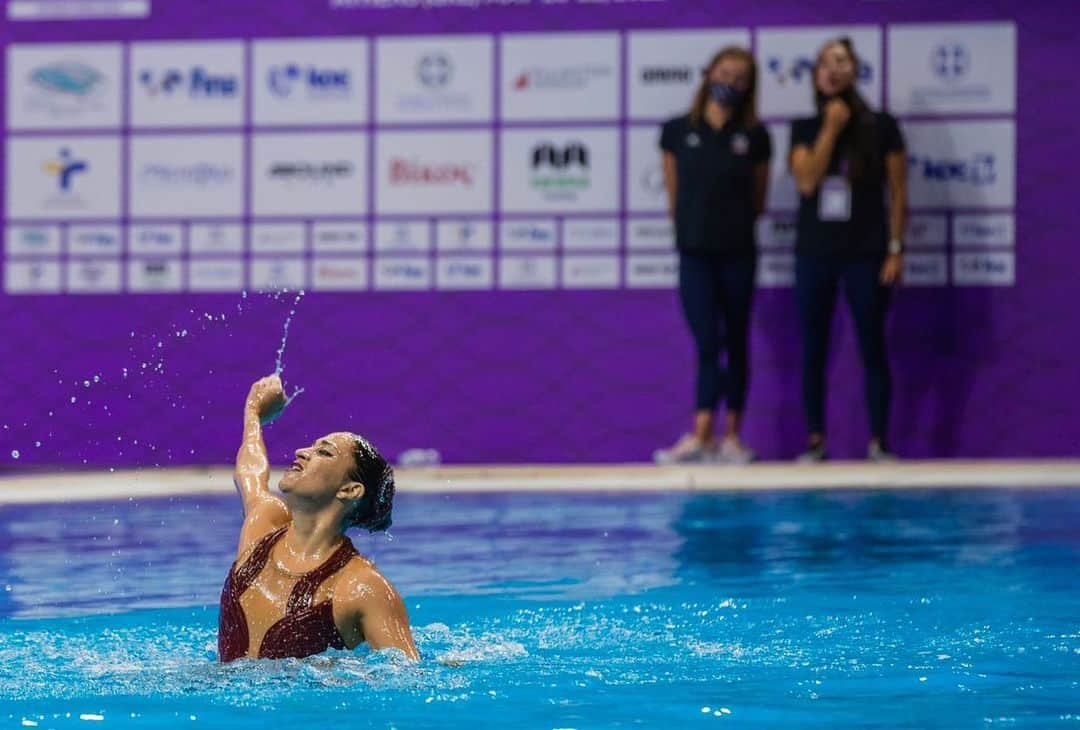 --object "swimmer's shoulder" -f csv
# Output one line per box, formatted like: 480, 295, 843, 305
334, 554, 402, 608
